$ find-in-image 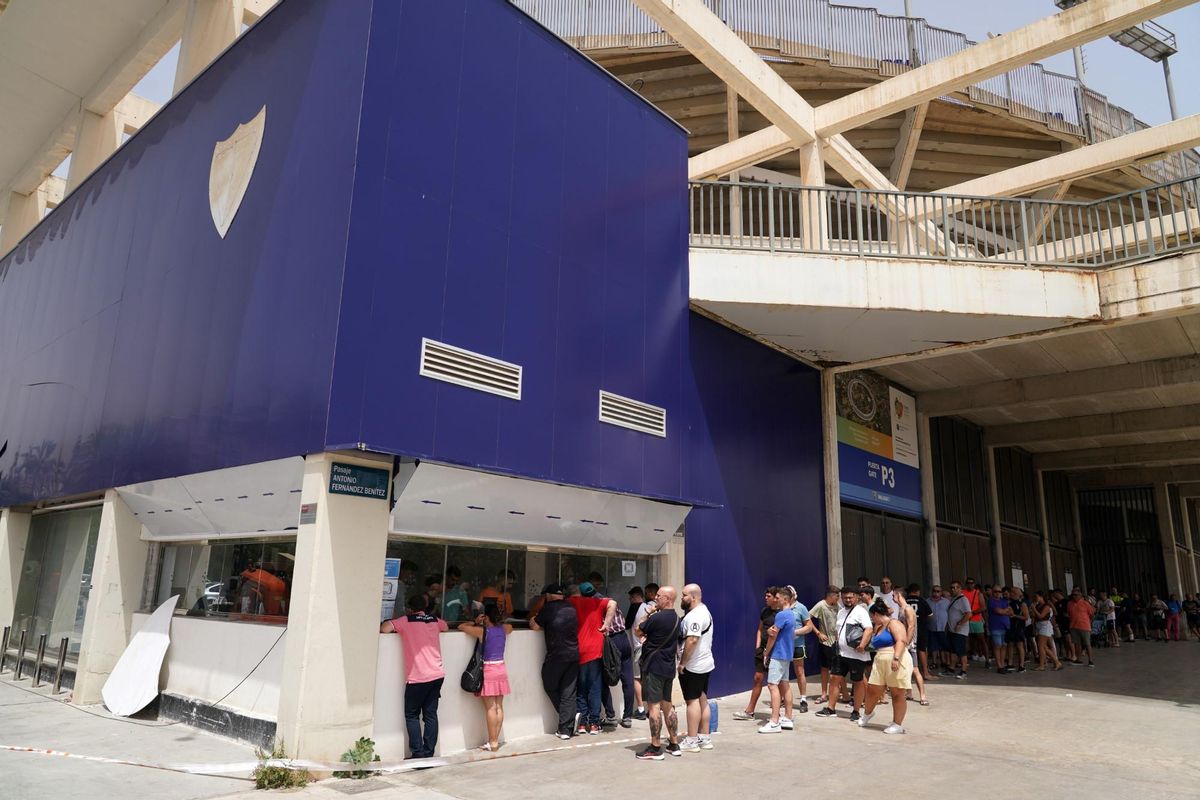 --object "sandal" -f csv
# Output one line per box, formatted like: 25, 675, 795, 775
918, 699, 930, 706
816, 695, 828, 705
481, 743, 500, 752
